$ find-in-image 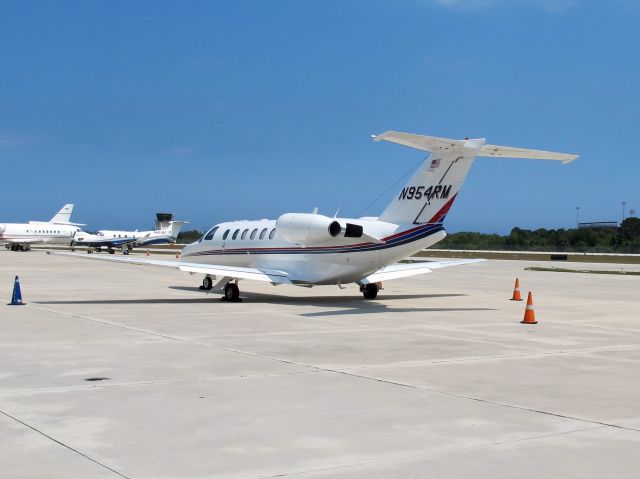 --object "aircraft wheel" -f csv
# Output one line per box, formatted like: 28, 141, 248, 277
10, 244, 17, 251
95, 247, 101, 253
202, 276, 213, 290
123, 249, 130, 255
362, 283, 379, 300
108, 248, 115, 254
224, 283, 240, 301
